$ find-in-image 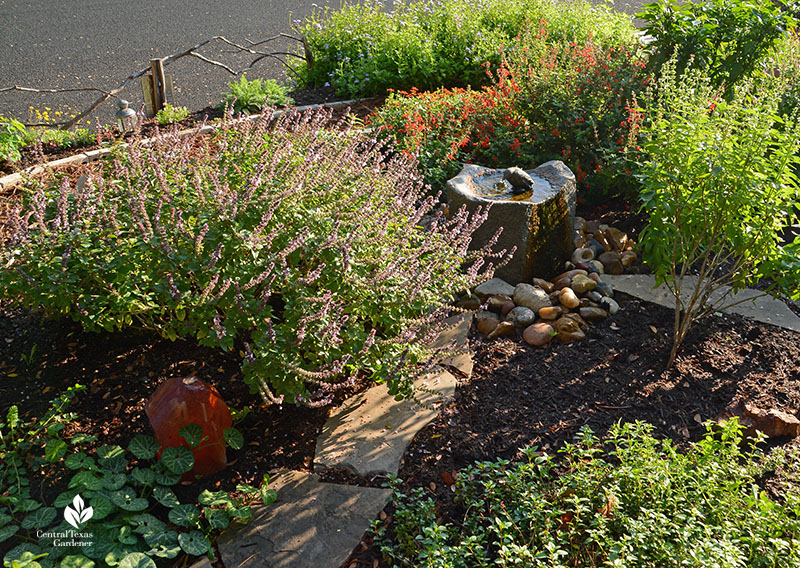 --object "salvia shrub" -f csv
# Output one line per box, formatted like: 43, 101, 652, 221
0, 109, 508, 406
376, 421, 800, 567
0, 386, 273, 567
297, 0, 636, 98
372, 29, 648, 199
